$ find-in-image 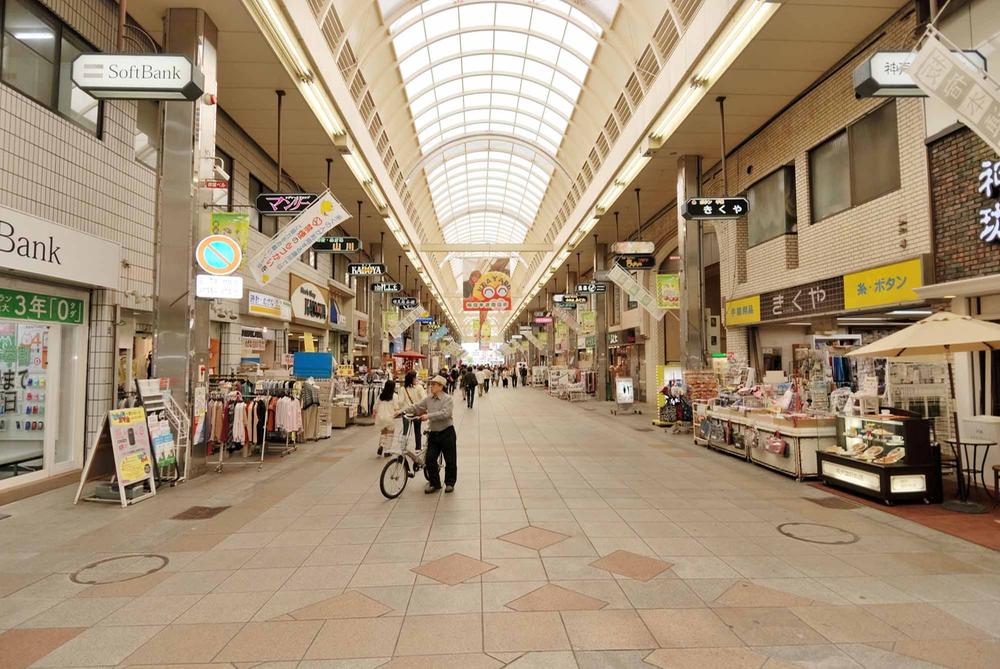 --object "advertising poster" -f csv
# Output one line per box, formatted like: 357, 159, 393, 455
462, 270, 512, 311
656, 274, 680, 310
108, 407, 154, 486
579, 310, 596, 336
210, 212, 250, 253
